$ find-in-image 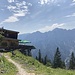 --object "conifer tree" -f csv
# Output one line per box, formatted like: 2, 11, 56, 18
43, 55, 52, 67
38, 49, 42, 62
44, 55, 47, 65
36, 56, 38, 60
41, 58, 44, 64
62, 61, 66, 69
53, 47, 62, 68
46, 59, 52, 67
69, 52, 75, 69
